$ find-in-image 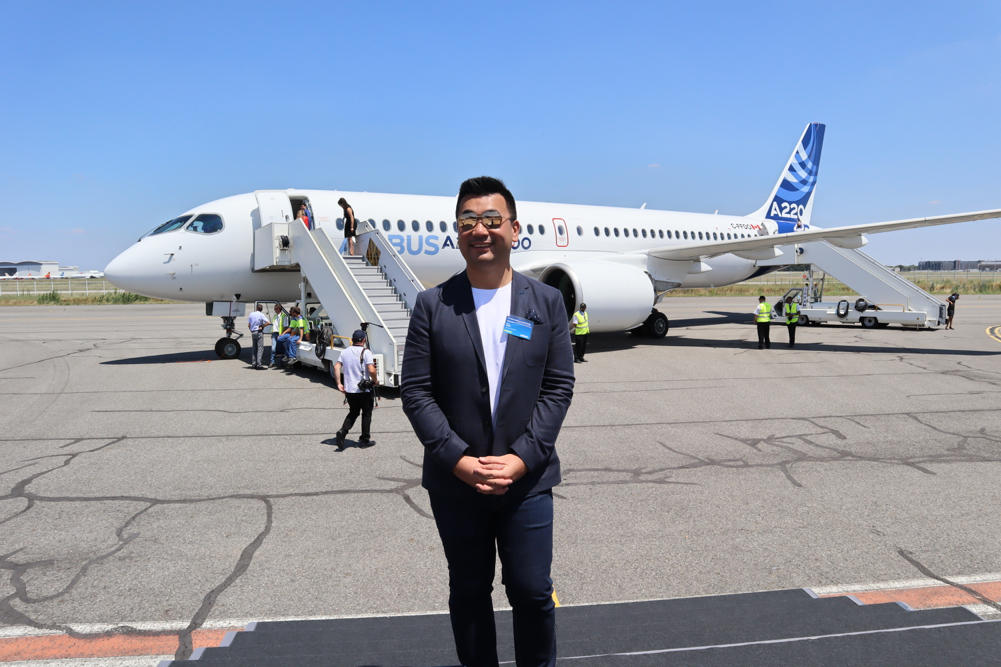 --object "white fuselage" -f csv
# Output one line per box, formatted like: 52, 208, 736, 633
105, 189, 772, 304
